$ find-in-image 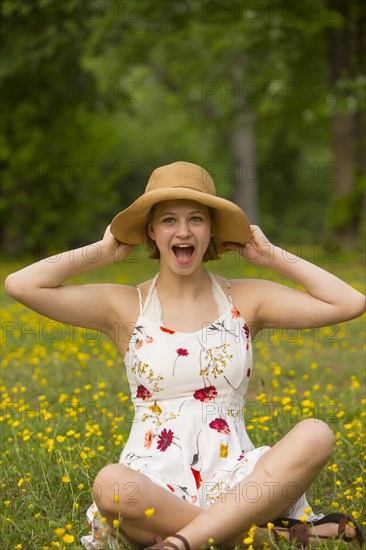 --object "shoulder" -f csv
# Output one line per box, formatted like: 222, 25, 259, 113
210, 274, 268, 300
226, 278, 276, 326
104, 279, 154, 323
